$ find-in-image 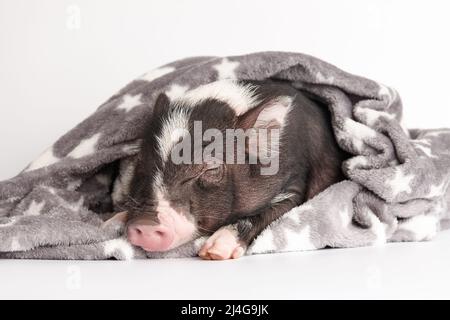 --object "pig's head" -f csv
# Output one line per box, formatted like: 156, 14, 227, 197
125, 80, 292, 252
